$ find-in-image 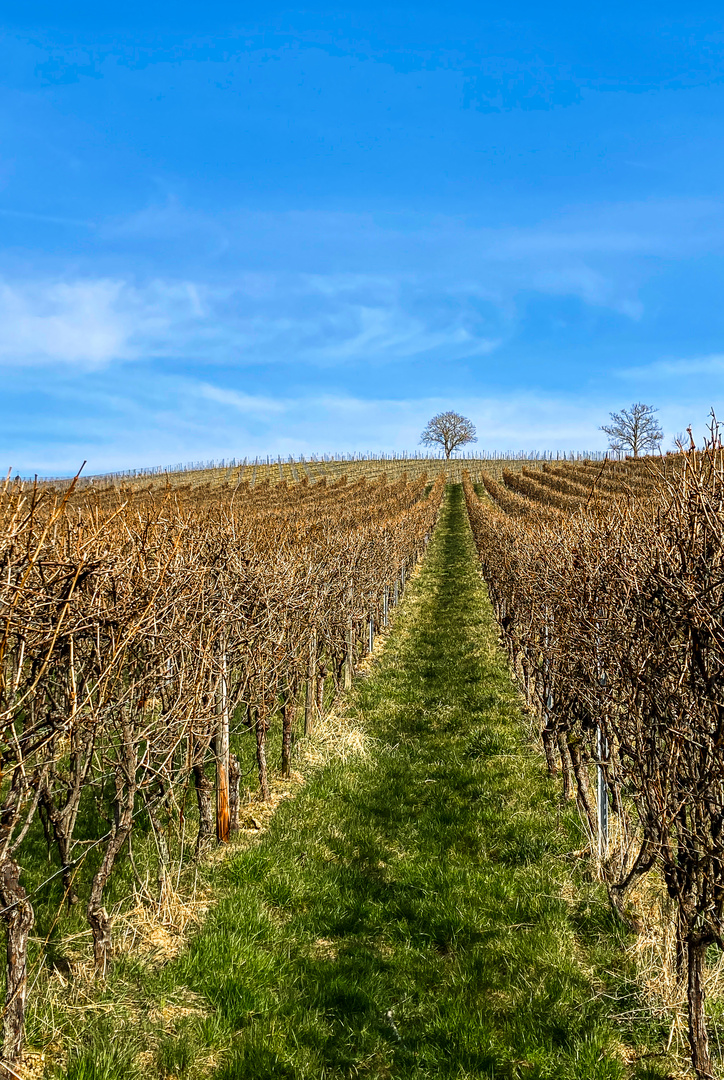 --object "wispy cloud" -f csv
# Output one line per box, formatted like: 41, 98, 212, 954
196, 383, 286, 415
0, 278, 204, 367
6, 193, 706, 373
0, 207, 97, 229
619, 353, 724, 378
6, 364, 721, 475
1, 375, 623, 474
530, 266, 644, 319
0, 272, 503, 369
